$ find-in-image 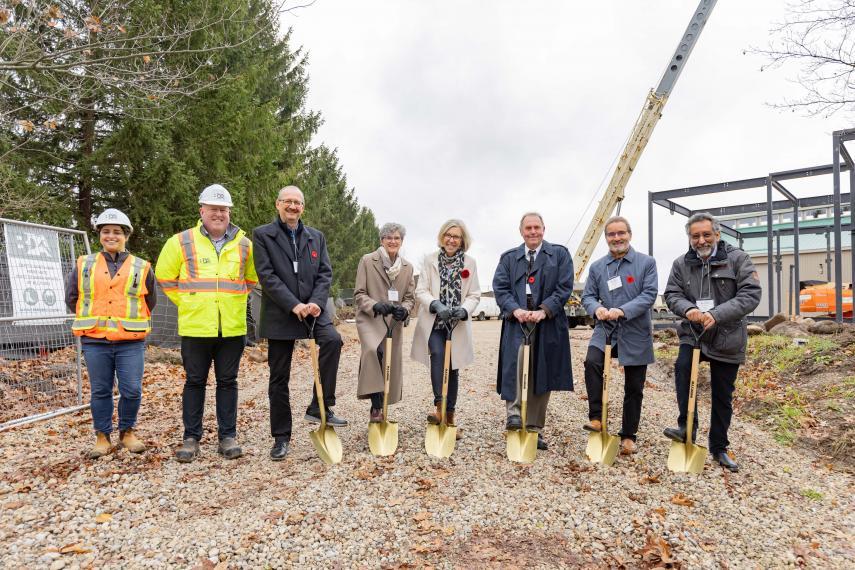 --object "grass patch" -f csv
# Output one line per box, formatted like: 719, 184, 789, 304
800, 488, 823, 501
654, 345, 678, 361
824, 375, 855, 399
748, 335, 841, 371
772, 388, 808, 446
